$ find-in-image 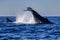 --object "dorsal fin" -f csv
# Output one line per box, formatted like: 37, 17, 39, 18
6, 18, 13, 22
